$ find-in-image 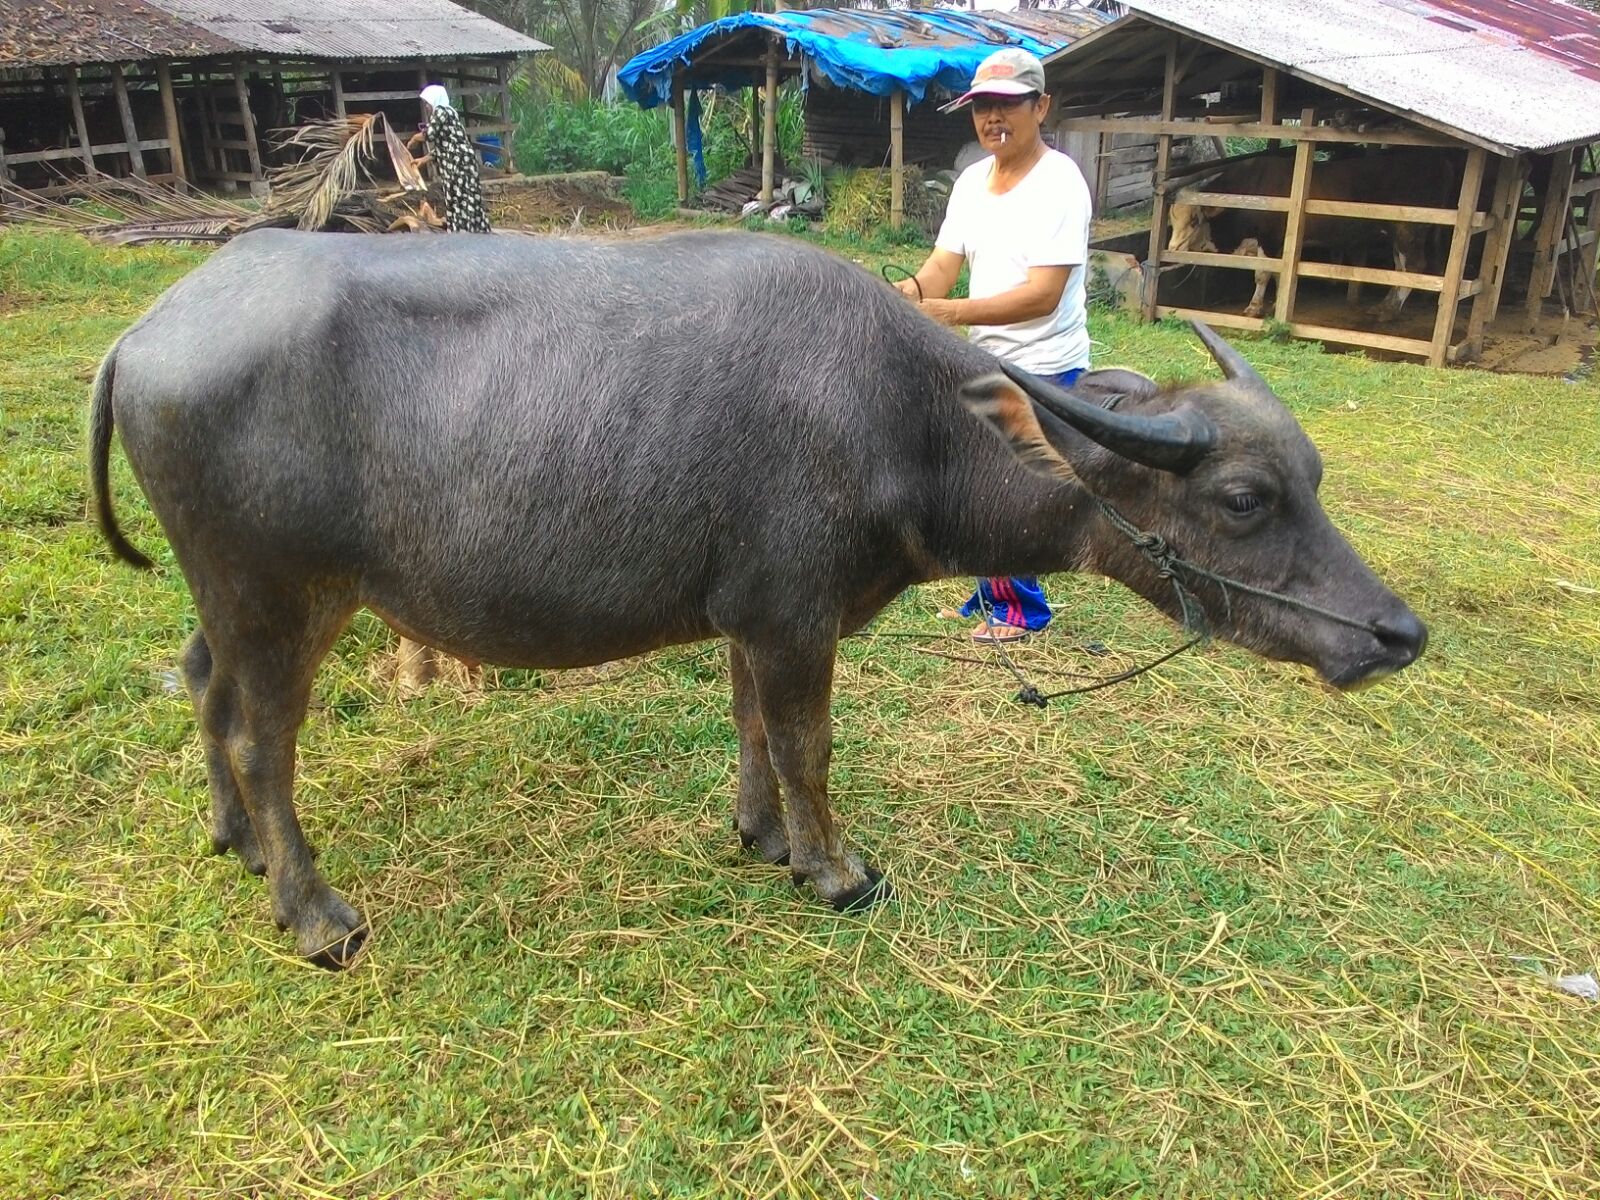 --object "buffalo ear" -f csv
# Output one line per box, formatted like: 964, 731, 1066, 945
958, 375, 1076, 484
1069, 367, 1159, 411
